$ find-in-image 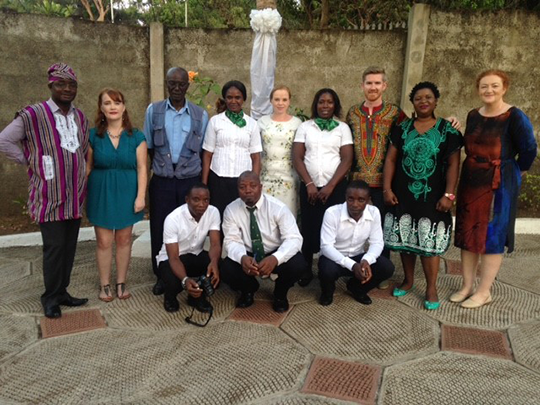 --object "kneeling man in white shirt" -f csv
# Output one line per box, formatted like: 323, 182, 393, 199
319, 180, 394, 306
221, 171, 307, 313
156, 183, 221, 313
